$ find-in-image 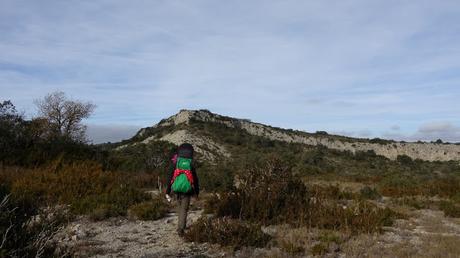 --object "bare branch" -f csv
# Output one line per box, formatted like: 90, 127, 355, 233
34, 91, 96, 142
